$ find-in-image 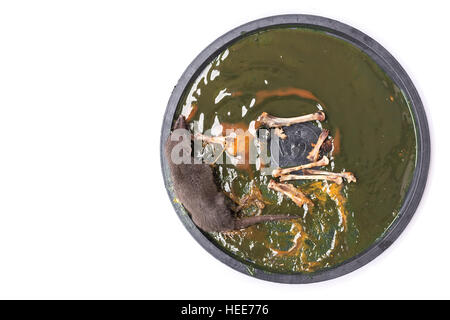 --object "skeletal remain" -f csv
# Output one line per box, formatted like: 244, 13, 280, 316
268, 180, 314, 207
303, 169, 357, 183
279, 174, 343, 185
257, 111, 325, 128
194, 133, 229, 146
274, 127, 287, 139
307, 129, 330, 162
272, 156, 329, 178
194, 132, 236, 157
